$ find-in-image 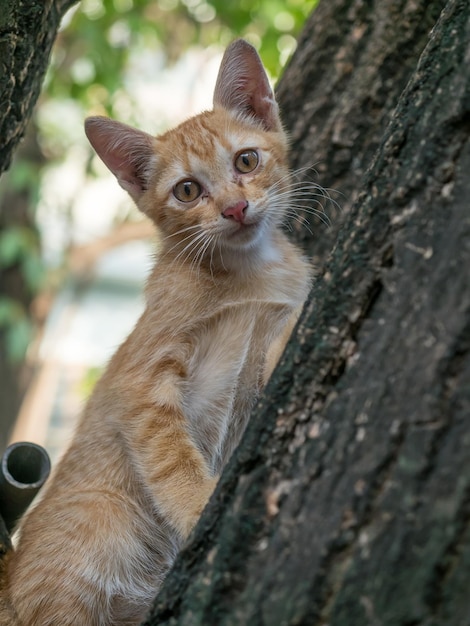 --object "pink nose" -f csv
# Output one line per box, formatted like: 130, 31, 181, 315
222, 200, 248, 223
